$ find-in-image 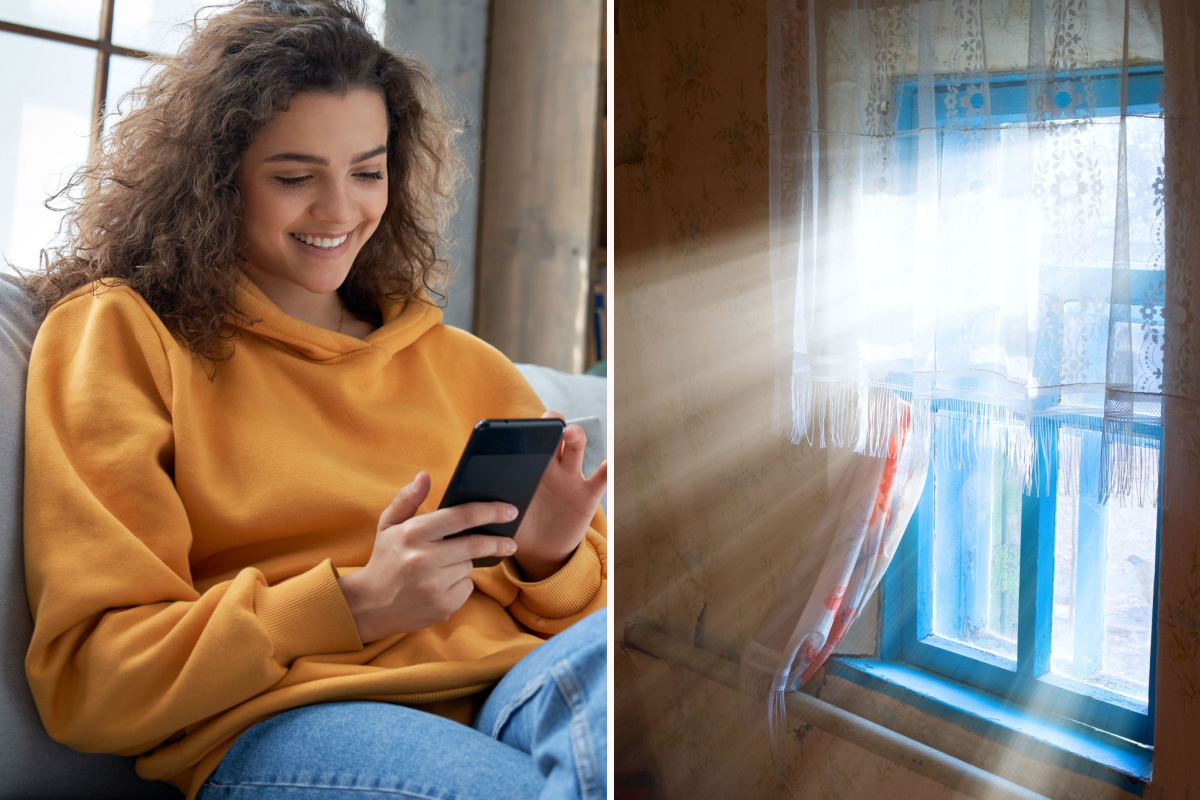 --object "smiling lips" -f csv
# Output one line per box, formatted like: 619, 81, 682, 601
290, 232, 349, 250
